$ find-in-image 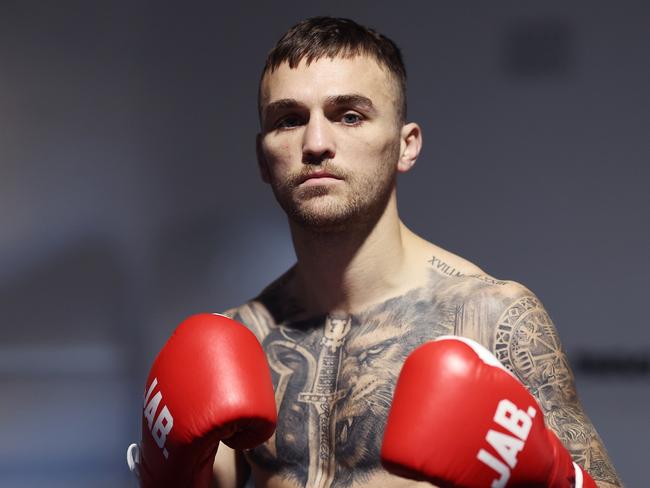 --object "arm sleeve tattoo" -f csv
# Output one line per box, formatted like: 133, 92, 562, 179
492, 293, 623, 487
